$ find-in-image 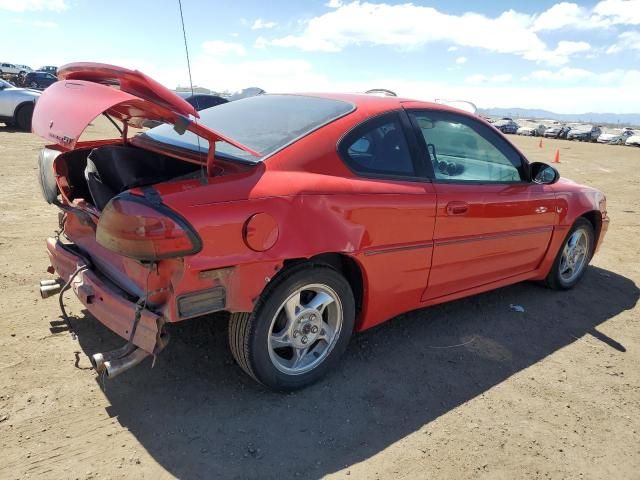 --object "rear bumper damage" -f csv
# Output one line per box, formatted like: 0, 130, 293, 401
45, 237, 166, 356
